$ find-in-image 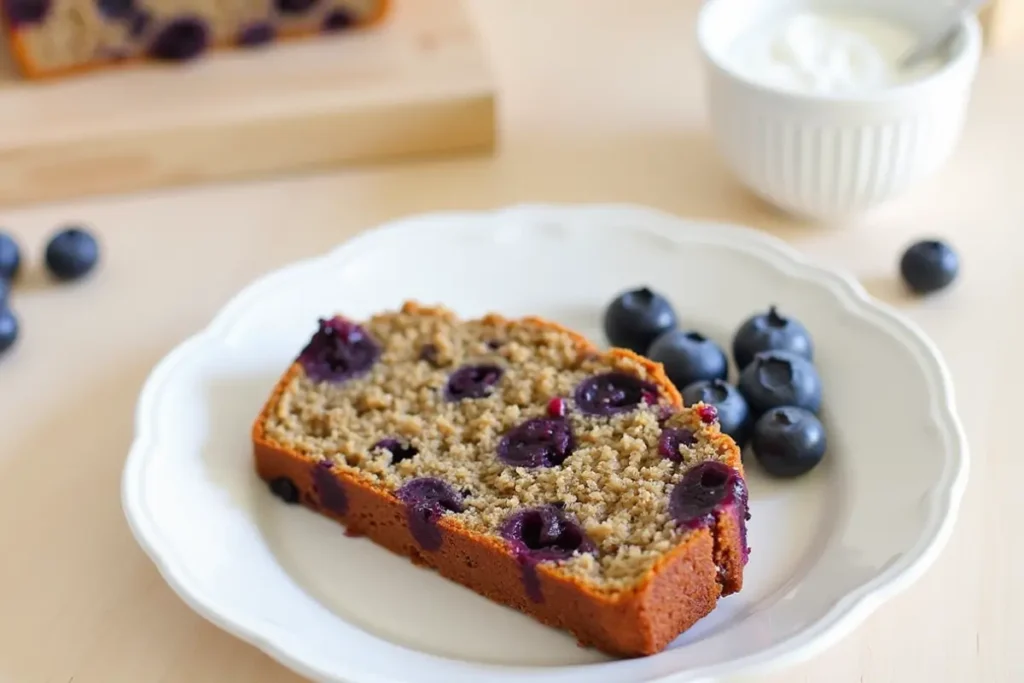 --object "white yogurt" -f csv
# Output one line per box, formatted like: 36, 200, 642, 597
728, 11, 945, 95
